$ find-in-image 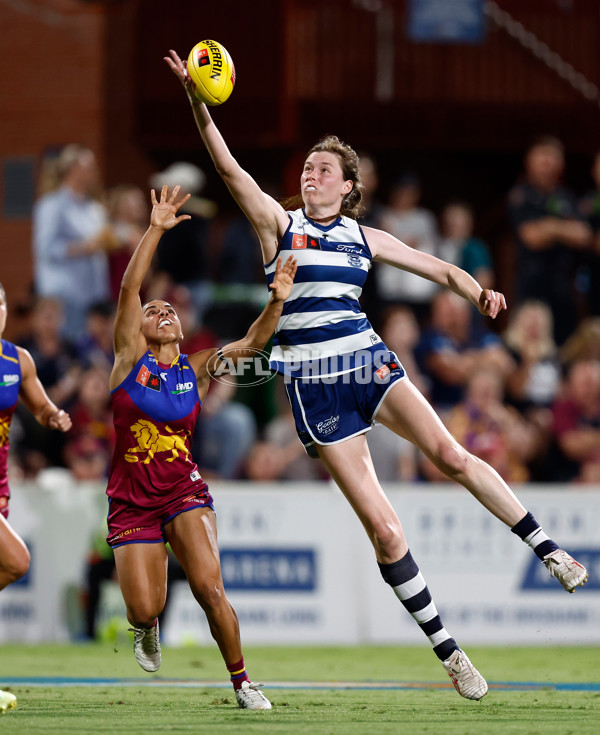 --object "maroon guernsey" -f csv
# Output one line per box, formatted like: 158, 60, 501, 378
0, 340, 21, 518
107, 351, 209, 509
